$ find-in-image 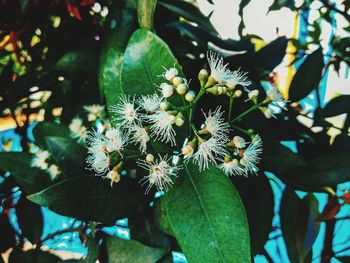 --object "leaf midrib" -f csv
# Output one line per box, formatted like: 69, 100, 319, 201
182, 163, 226, 262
